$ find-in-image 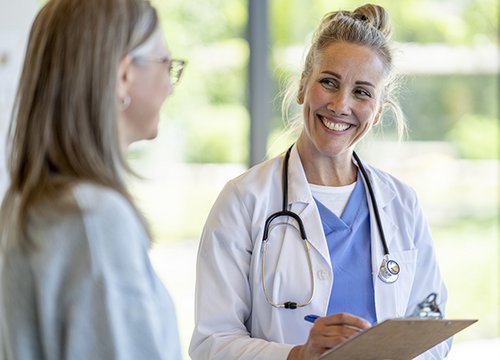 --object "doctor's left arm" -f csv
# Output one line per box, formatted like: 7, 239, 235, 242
189, 181, 294, 360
